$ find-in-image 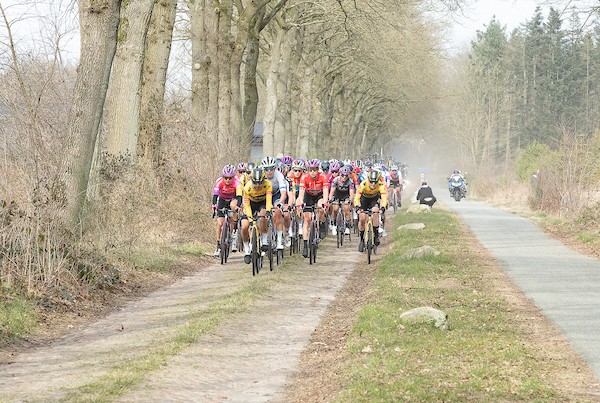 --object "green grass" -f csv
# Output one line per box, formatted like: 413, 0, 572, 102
0, 295, 37, 342
336, 208, 565, 402
577, 231, 599, 245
